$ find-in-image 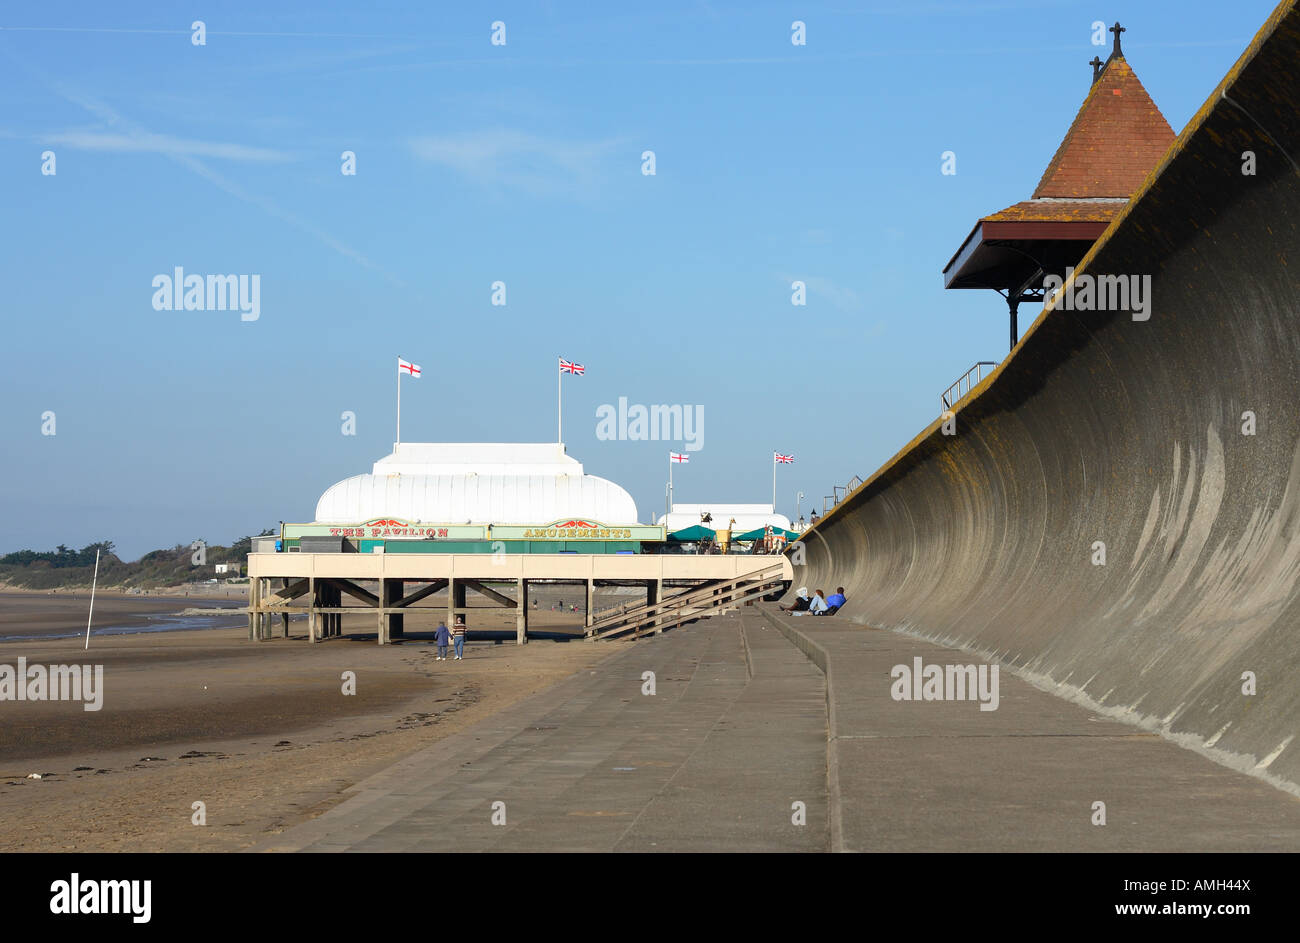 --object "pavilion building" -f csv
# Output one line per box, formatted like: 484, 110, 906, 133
276, 442, 665, 554
942, 23, 1176, 350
